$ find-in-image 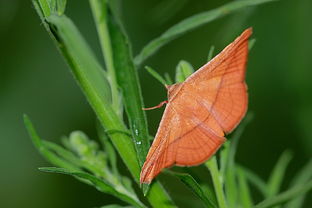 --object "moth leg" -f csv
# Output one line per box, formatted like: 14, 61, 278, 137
143, 101, 168, 110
